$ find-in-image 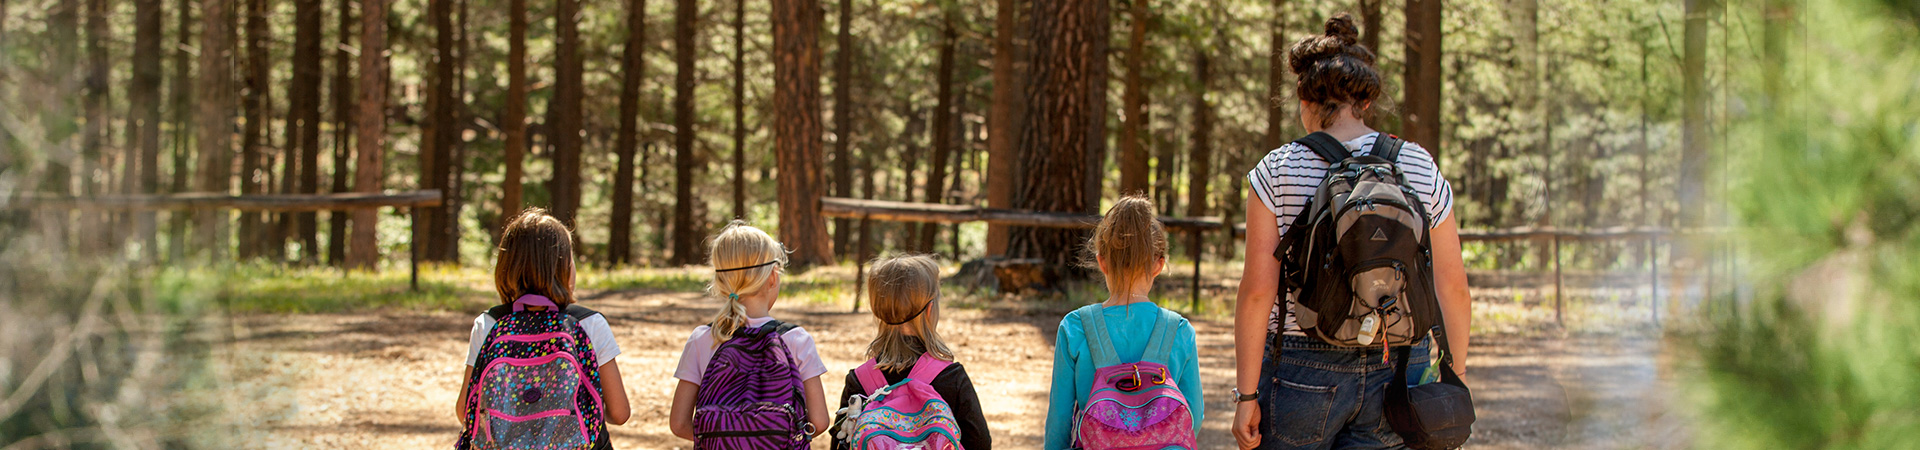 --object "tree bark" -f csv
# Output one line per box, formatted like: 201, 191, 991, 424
611, 0, 646, 265
500, 0, 526, 233
1187, 50, 1211, 224
169, 0, 194, 262
1081, 0, 1108, 214
328, 0, 354, 266
349, 0, 387, 269
133, 0, 165, 261
1360, 0, 1381, 58
196, 0, 236, 260
1008, 0, 1093, 269
919, 9, 958, 254
669, 0, 699, 265
239, 0, 270, 259
1265, 0, 1286, 149
732, 0, 746, 221
1117, 0, 1148, 195
285, 0, 323, 264
773, 0, 834, 267
1402, 0, 1442, 161
985, 0, 1024, 257
830, 0, 855, 256
419, 0, 457, 262
549, 0, 583, 227
82, 0, 109, 253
